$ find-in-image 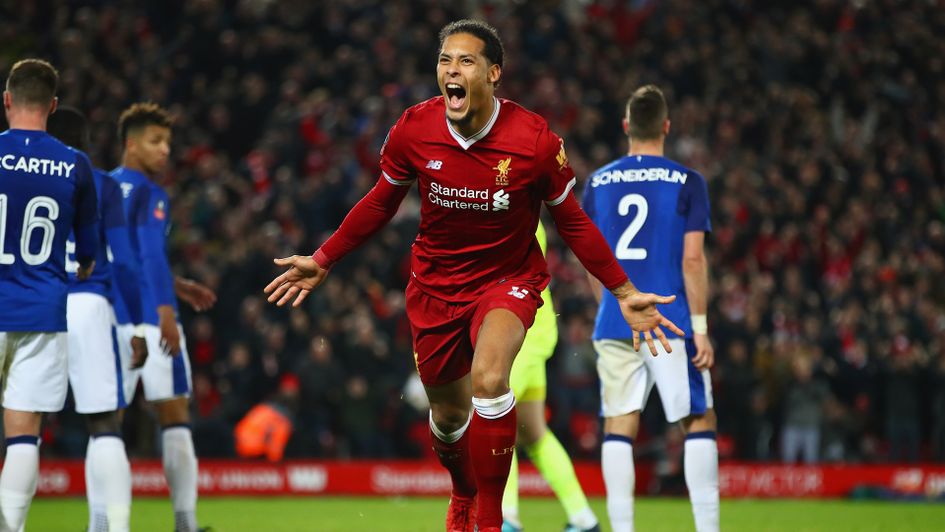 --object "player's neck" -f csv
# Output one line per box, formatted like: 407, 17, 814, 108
627, 139, 664, 157
450, 96, 496, 139
6, 110, 48, 132
121, 156, 151, 178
